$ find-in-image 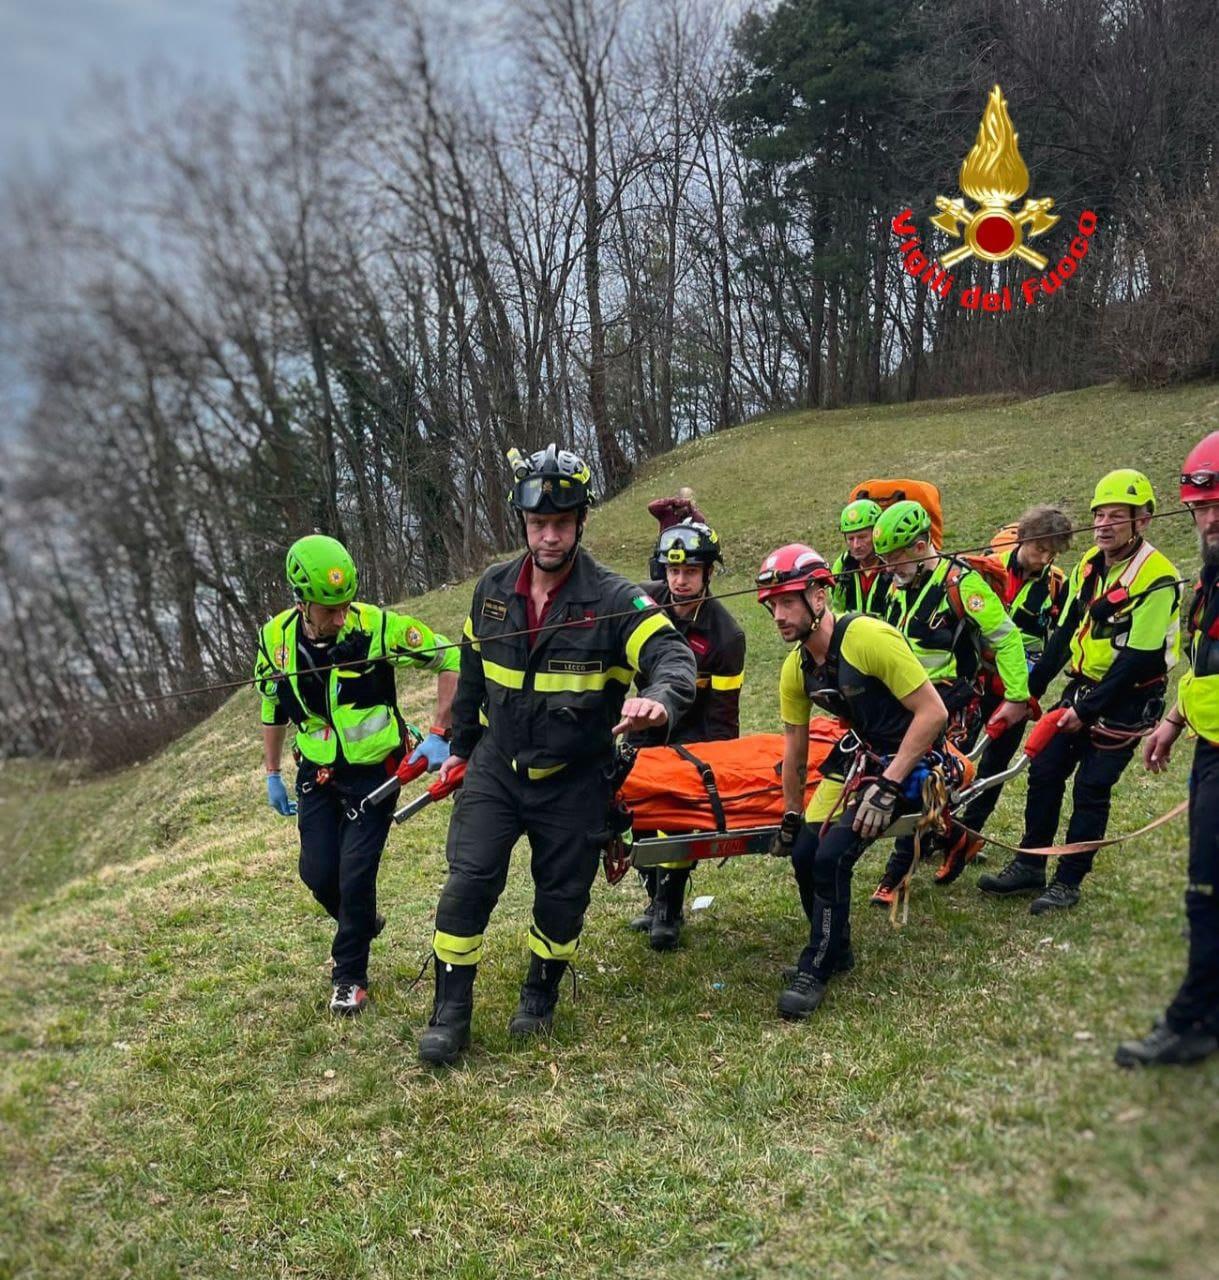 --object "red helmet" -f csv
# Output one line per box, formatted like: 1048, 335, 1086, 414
756, 544, 834, 603
1181, 432, 1219, 503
